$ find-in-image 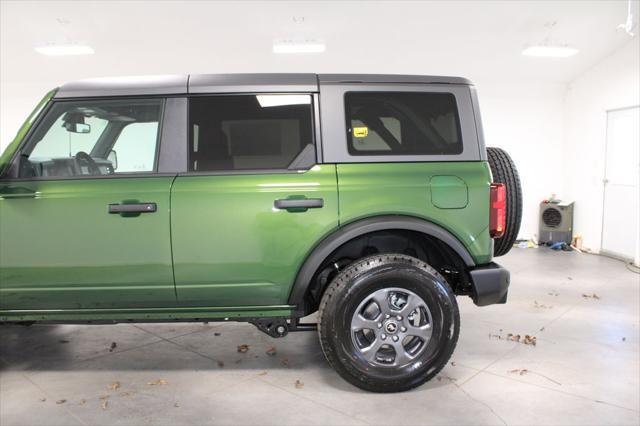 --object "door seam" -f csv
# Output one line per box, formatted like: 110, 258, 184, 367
168, 174, 179, 301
